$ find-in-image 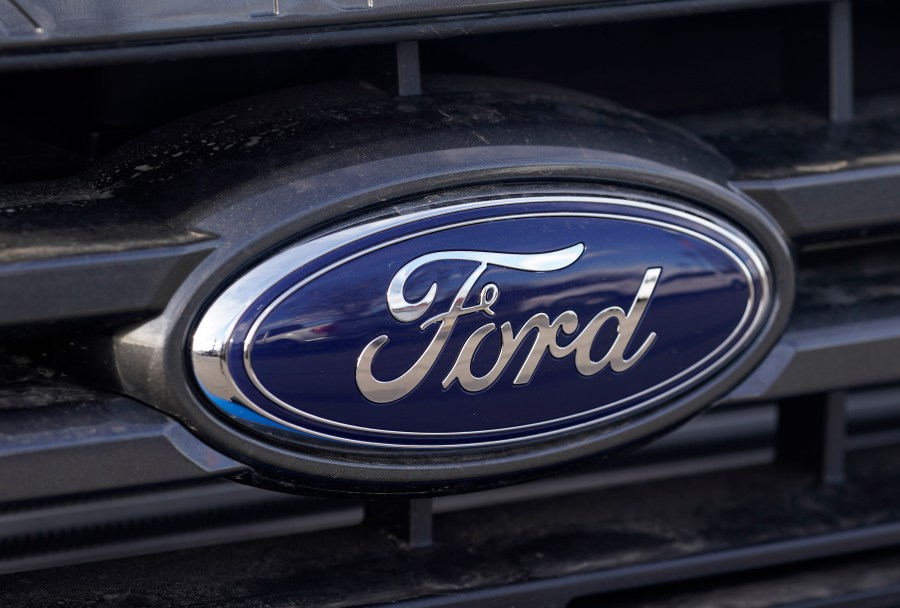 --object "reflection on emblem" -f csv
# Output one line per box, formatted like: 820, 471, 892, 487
356, 245, 661, 403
